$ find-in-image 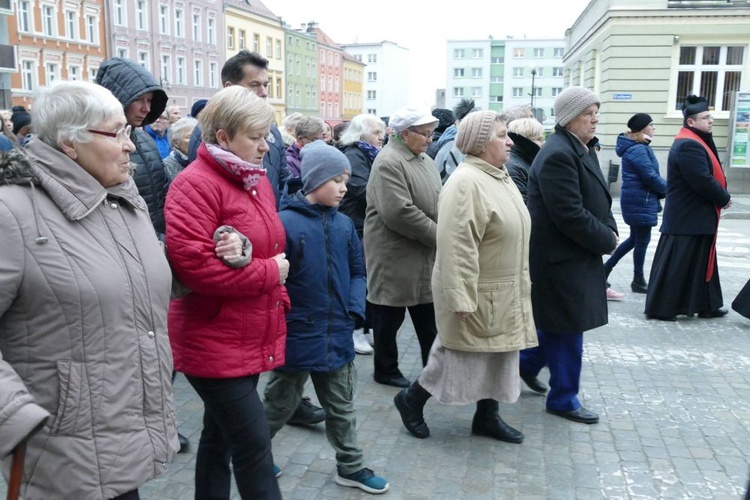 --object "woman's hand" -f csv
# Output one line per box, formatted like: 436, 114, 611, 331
215, 232, 244, 263
272, 253, 290, 285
